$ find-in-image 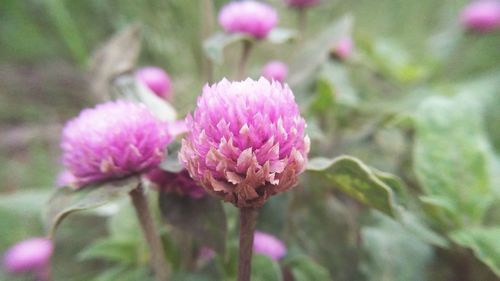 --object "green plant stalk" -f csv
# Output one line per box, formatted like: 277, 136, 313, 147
236, 40, 253, 80
130, 184, 170, 281
237, 207, 259, 281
